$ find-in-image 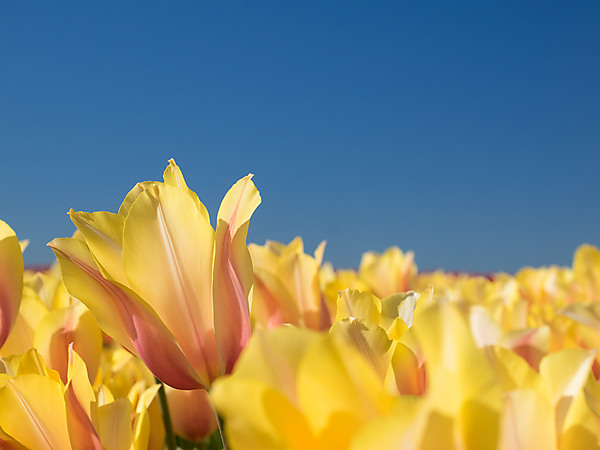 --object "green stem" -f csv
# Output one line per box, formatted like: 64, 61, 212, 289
155, 377, 178, 450
210, 398, 228, 450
